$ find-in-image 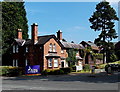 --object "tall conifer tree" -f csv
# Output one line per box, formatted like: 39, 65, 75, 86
89, 1, 119, 63
2, 1, 28, 65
